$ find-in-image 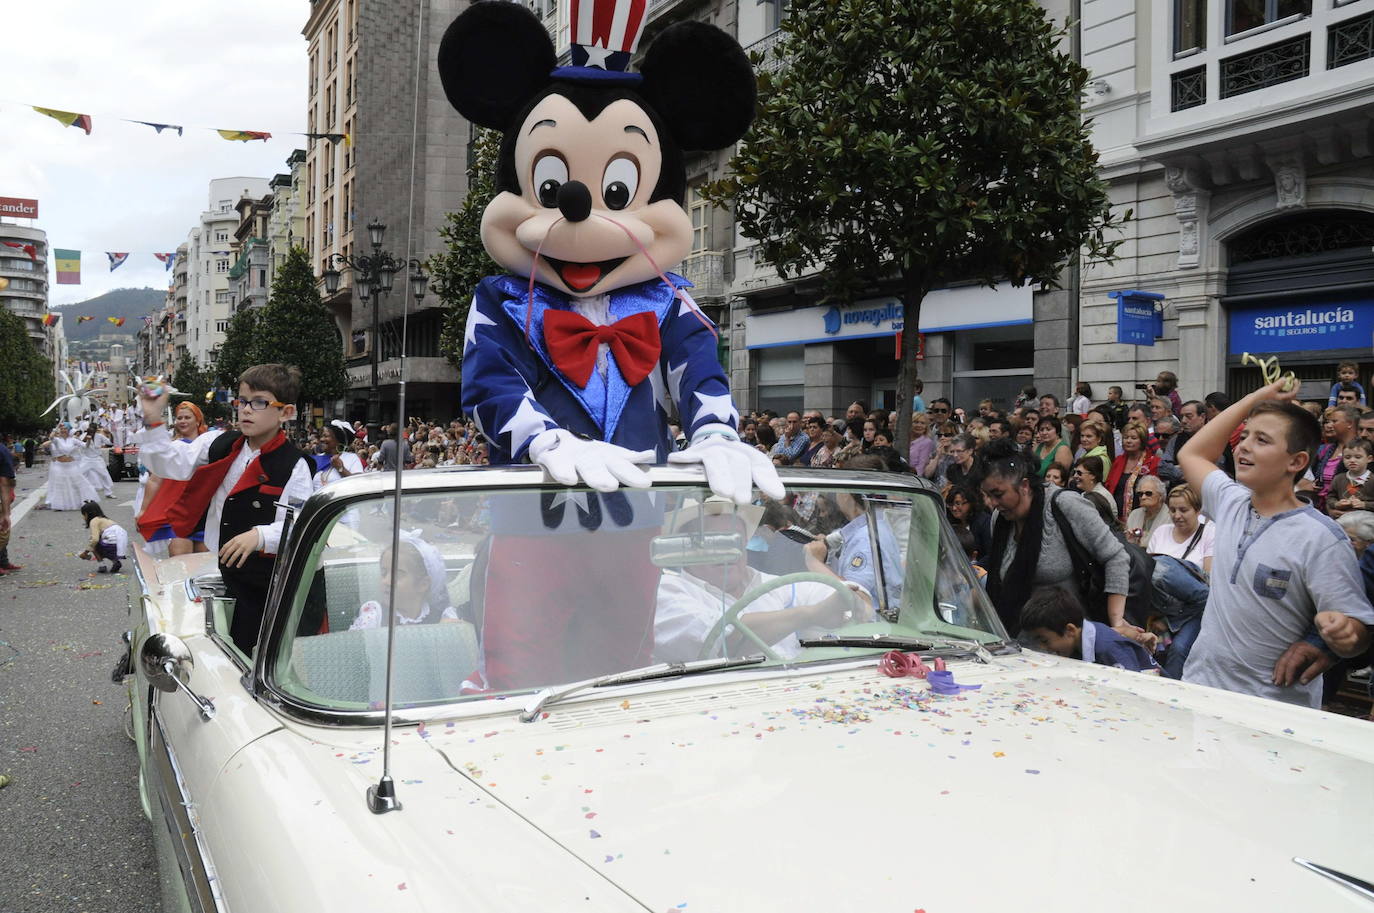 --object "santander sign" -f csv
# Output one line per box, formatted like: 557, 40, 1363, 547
0, 197, 39, 218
